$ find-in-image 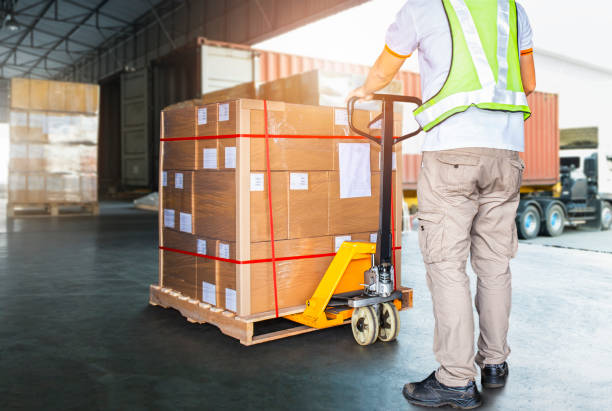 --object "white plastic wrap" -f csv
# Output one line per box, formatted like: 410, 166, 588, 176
27, 174, 45, 191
